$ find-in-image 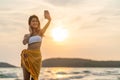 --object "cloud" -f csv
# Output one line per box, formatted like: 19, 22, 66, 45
44, 0, 84, 6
